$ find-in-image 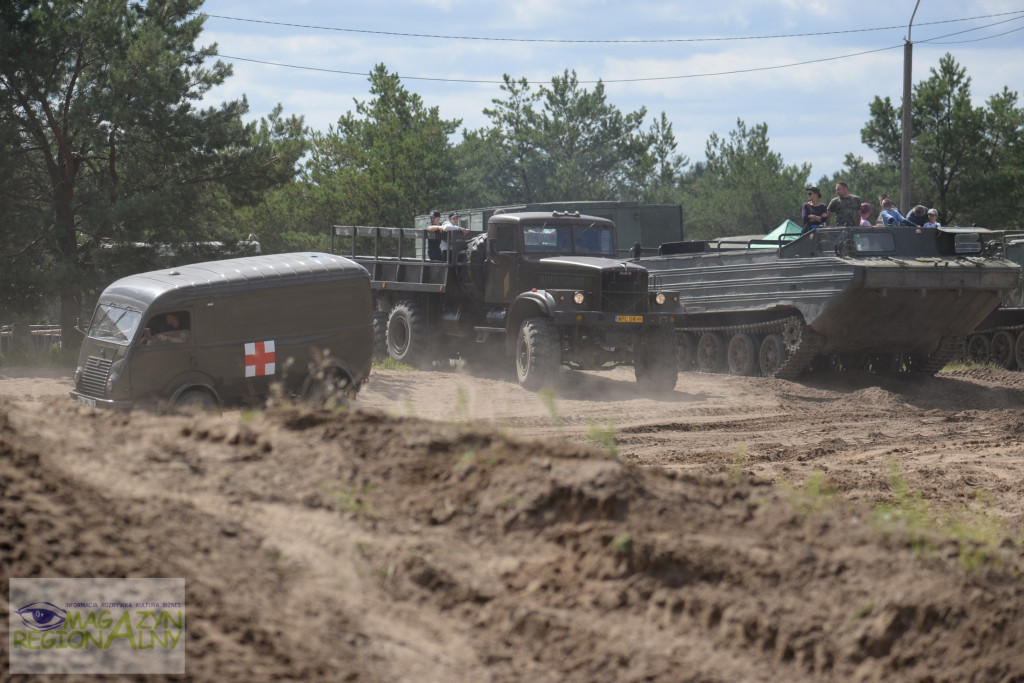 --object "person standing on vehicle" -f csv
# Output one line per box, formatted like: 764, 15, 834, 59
801, 187, 829, 234
878, 196, 908, 226
441, 211, 468, 261
425, 210, 443, 261
826, 182, 862, 227
906, 205, 929, 227
924, 208, 942, 228
859, 203, 873, 227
